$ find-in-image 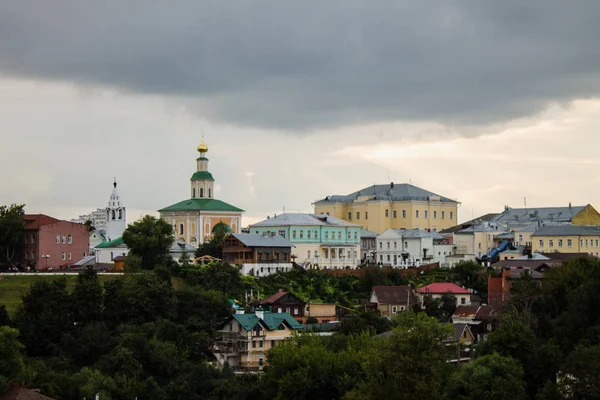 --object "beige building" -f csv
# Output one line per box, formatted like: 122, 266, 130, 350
532, 225, 600, 257
453, 222, 508, 258
213, 309, 303, 373
159, 139, 244, 246
313, 183, 459, 234
369, 286, 416, 317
